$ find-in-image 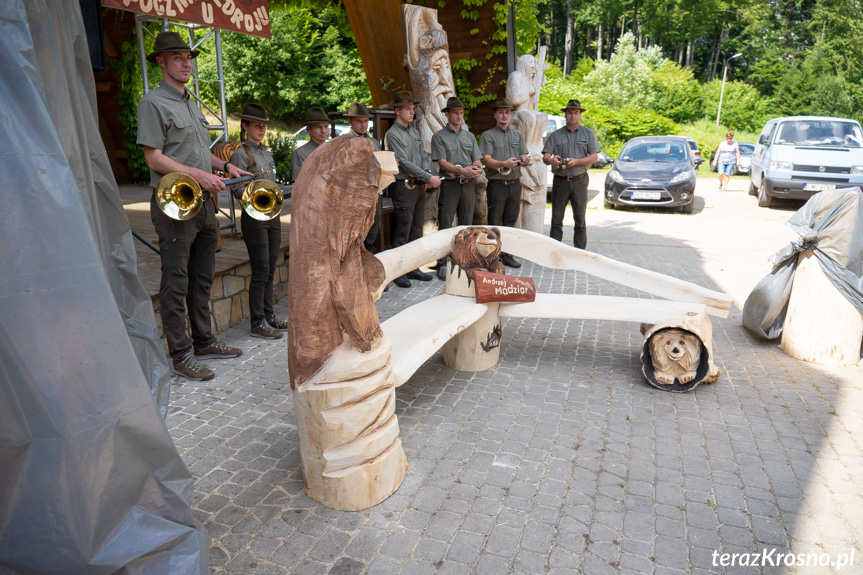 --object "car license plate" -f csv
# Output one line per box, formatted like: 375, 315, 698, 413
803, 183, 836, 191
631, 191, 661, 200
